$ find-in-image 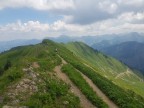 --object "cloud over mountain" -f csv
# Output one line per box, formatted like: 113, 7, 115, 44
0, 0, 144, 40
